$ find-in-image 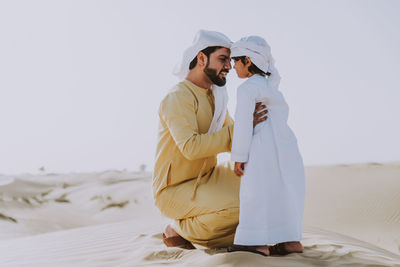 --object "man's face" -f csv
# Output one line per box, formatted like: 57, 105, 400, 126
203, 47, 232, 86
